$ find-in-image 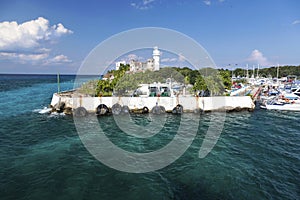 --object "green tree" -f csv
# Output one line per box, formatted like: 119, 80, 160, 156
193, 75, 207, 91
219, 70, 232, 90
